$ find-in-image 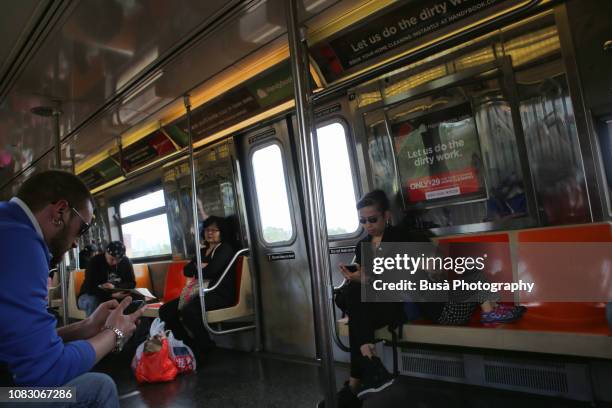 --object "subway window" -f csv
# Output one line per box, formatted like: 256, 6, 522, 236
251, 143, 294, 244
118, 189, 172, 258
316, 122, 359, 236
